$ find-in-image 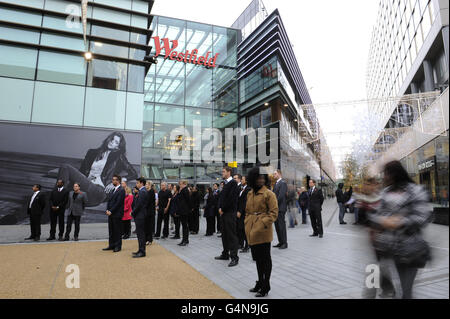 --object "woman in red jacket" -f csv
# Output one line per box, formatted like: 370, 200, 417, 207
122, 187, 134, 239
